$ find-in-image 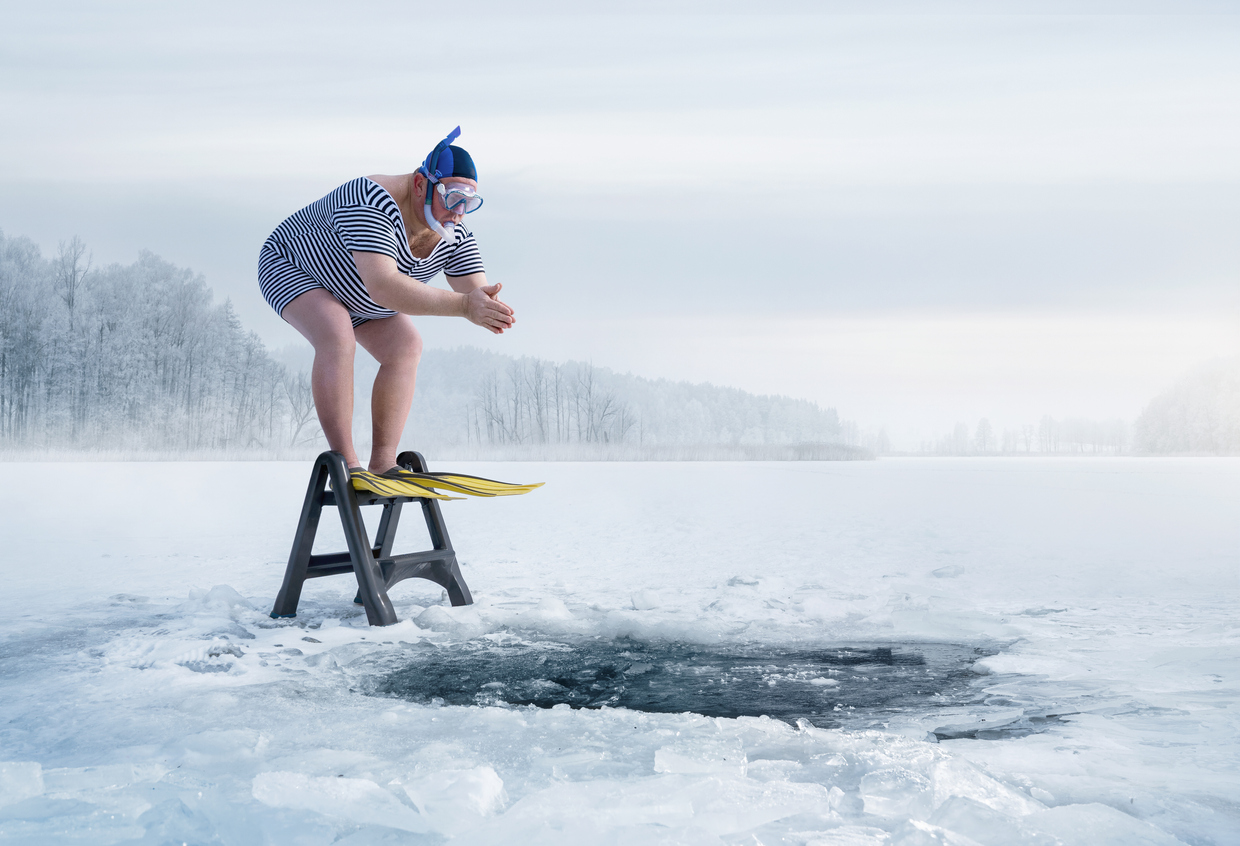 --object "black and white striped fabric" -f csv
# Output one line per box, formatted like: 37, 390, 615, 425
258, 177, 485, 327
